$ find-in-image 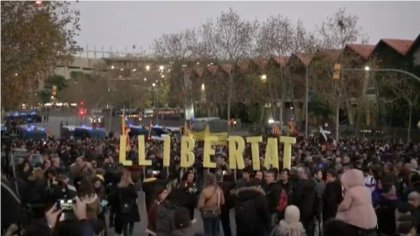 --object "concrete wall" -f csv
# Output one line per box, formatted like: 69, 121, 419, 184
55, 57, 103, 79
